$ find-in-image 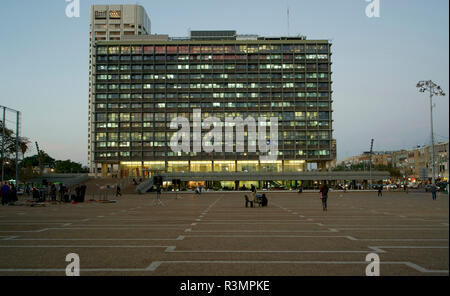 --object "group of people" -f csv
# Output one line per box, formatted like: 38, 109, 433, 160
28, 183, 72, 203
245, 185, 269, 208
1, 182, 18, 206
1, 182, 89, 204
